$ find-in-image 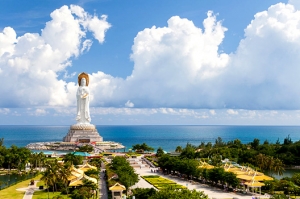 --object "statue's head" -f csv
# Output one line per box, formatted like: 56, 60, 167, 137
78, 72, 89, 86
81, 78, 86, 86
